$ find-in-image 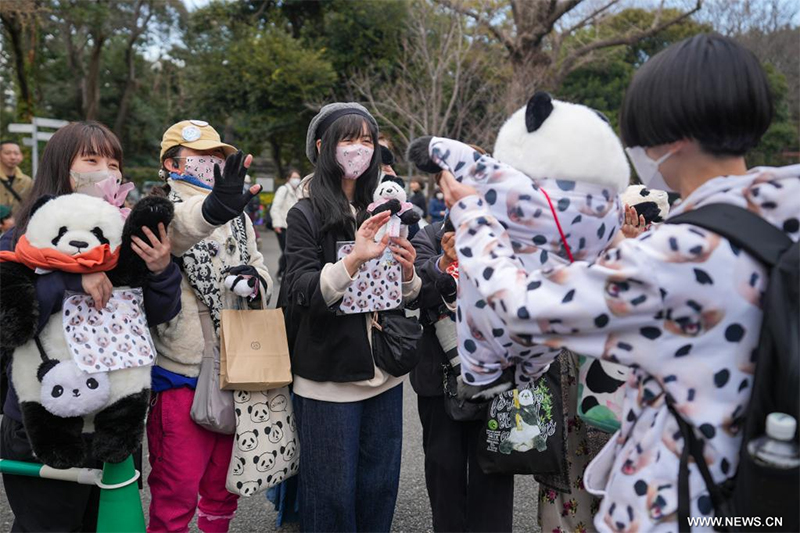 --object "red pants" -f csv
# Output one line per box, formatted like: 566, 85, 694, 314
146, 387, 238, 533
